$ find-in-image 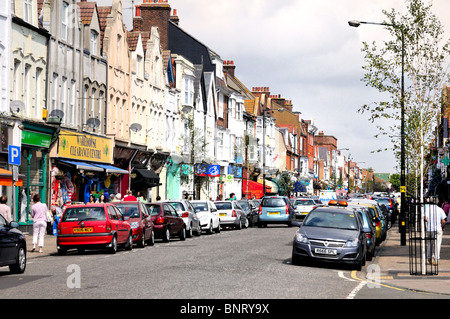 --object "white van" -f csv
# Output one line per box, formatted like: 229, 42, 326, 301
319, 190, 337, 205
